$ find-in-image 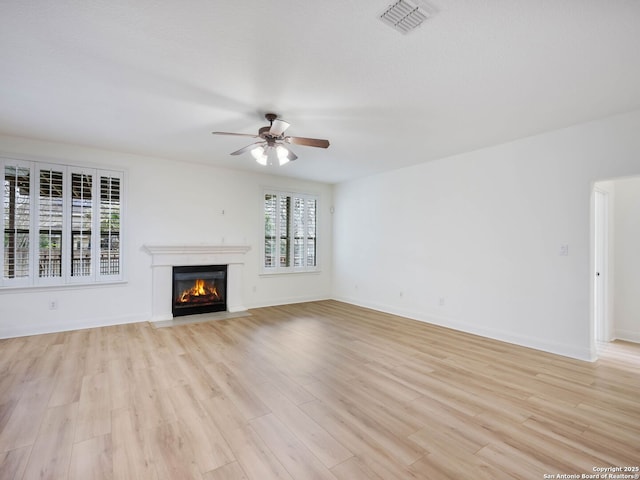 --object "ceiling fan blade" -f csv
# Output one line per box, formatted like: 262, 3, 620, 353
230, 142, 265, 156
212, 131, 260, 138
269, 119, 290, 136
285, 136, 330, 148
